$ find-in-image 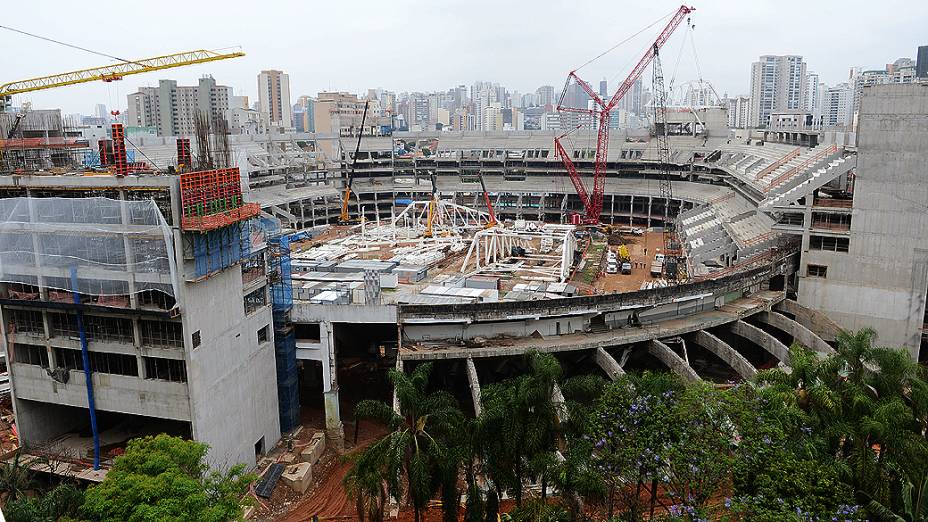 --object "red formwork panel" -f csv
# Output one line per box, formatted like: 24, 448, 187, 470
180, 167, 260, 231
110, 124, 128, 176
